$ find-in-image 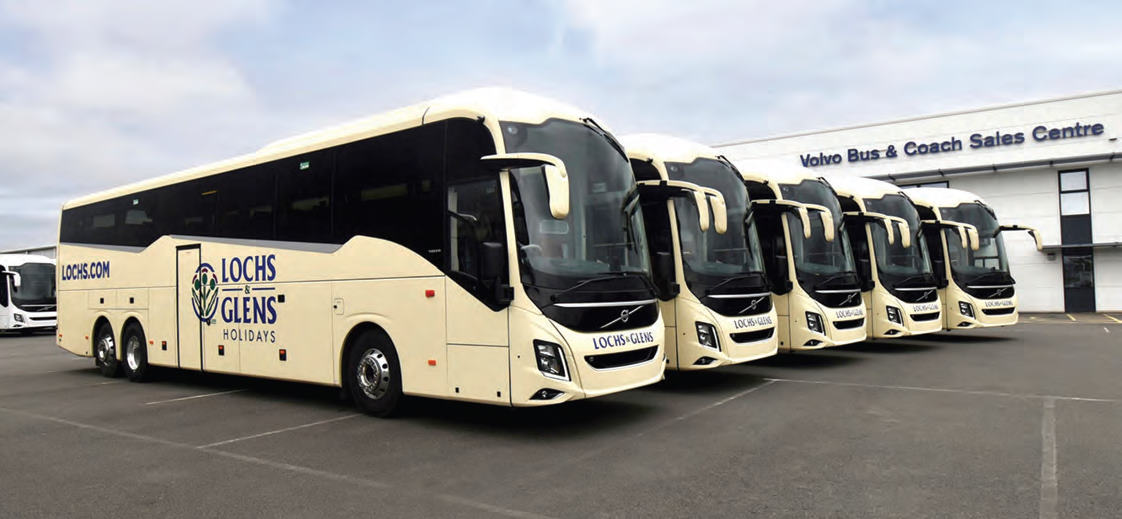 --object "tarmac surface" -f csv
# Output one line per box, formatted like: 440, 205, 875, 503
1, 317, 1120, 518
